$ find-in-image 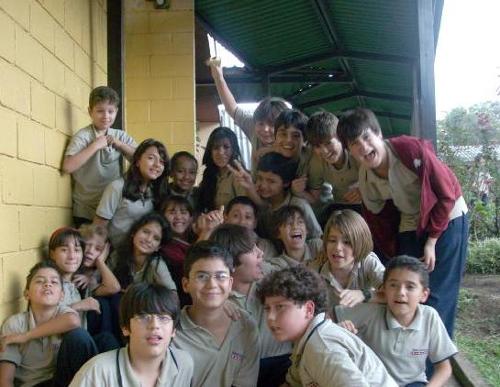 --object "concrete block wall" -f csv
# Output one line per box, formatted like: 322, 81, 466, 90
124, 0, 196, 156
0, 0, 108, 322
